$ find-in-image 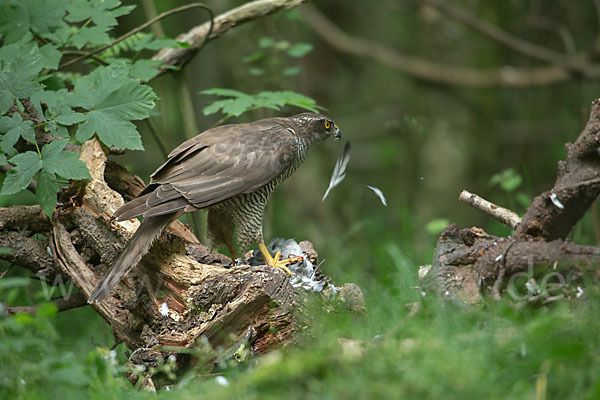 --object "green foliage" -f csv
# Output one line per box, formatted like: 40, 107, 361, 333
425, 218, 450, 234
65, 0, 135, 28
0, 114, 35, 155
490, 168, 522, 192
0, 0, 176, 216
490, 168, 532, 212
242, 36, 313, 78
1, 138, 90, 215
72, 63, 156, 150
201, 88, 322, 119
